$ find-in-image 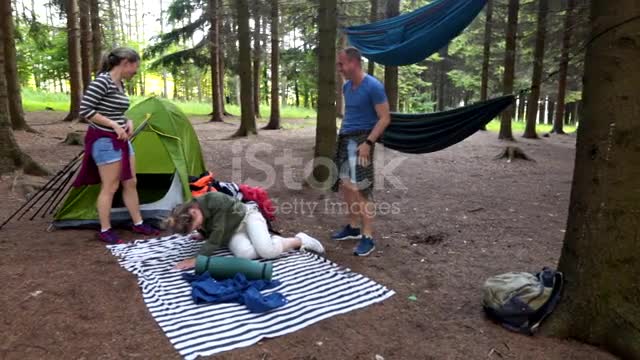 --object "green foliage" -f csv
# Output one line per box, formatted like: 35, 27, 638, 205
145, 17, 208, 60
398, 63, 433, 112
15, 19, 68, 90
485, 118, 577, 134
21, 89, 317, 119
21, 88, 70, 112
